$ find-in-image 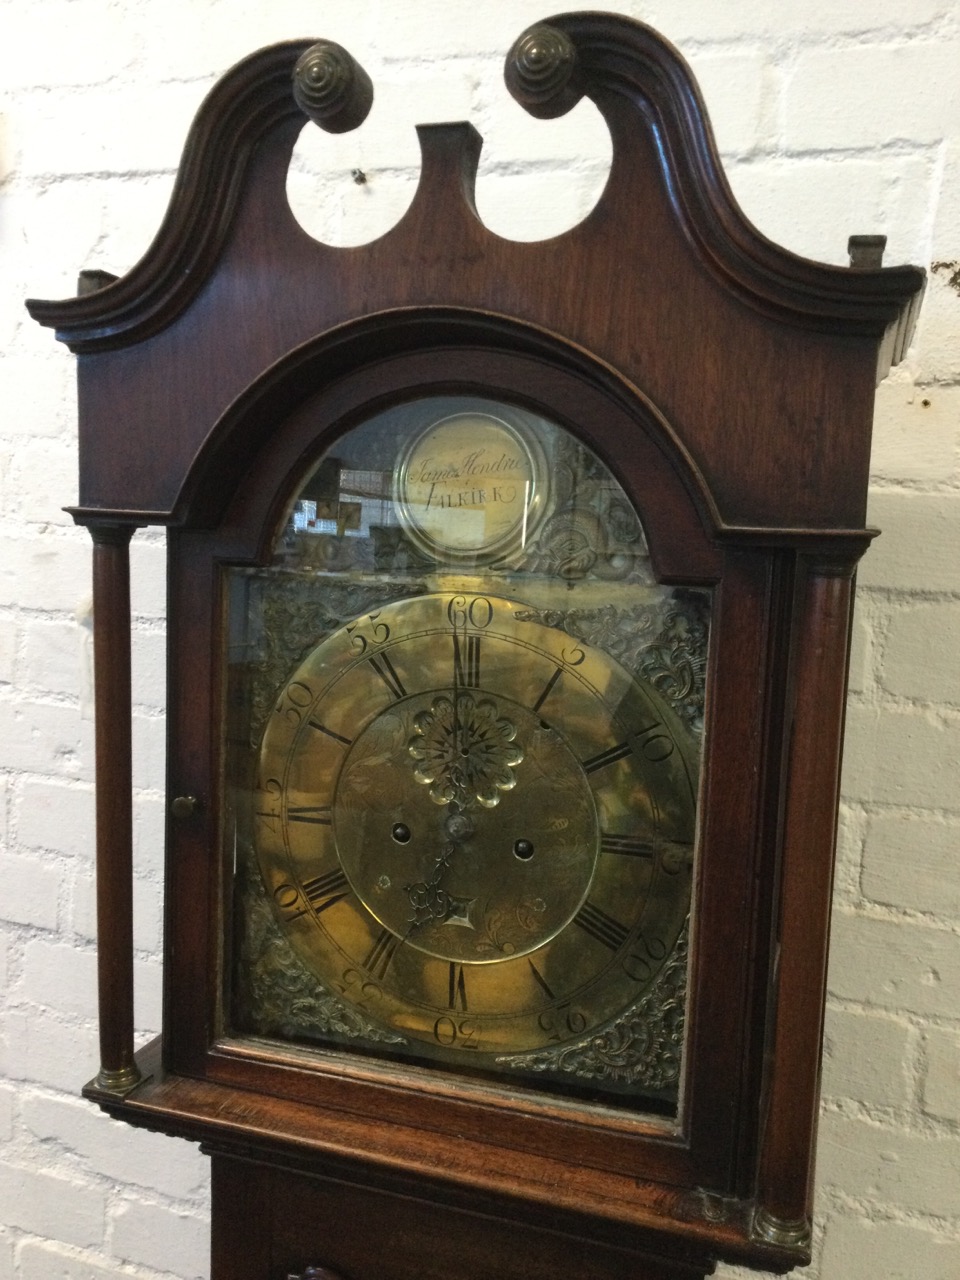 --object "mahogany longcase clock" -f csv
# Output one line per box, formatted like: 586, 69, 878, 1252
28, 14, 923, 1280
